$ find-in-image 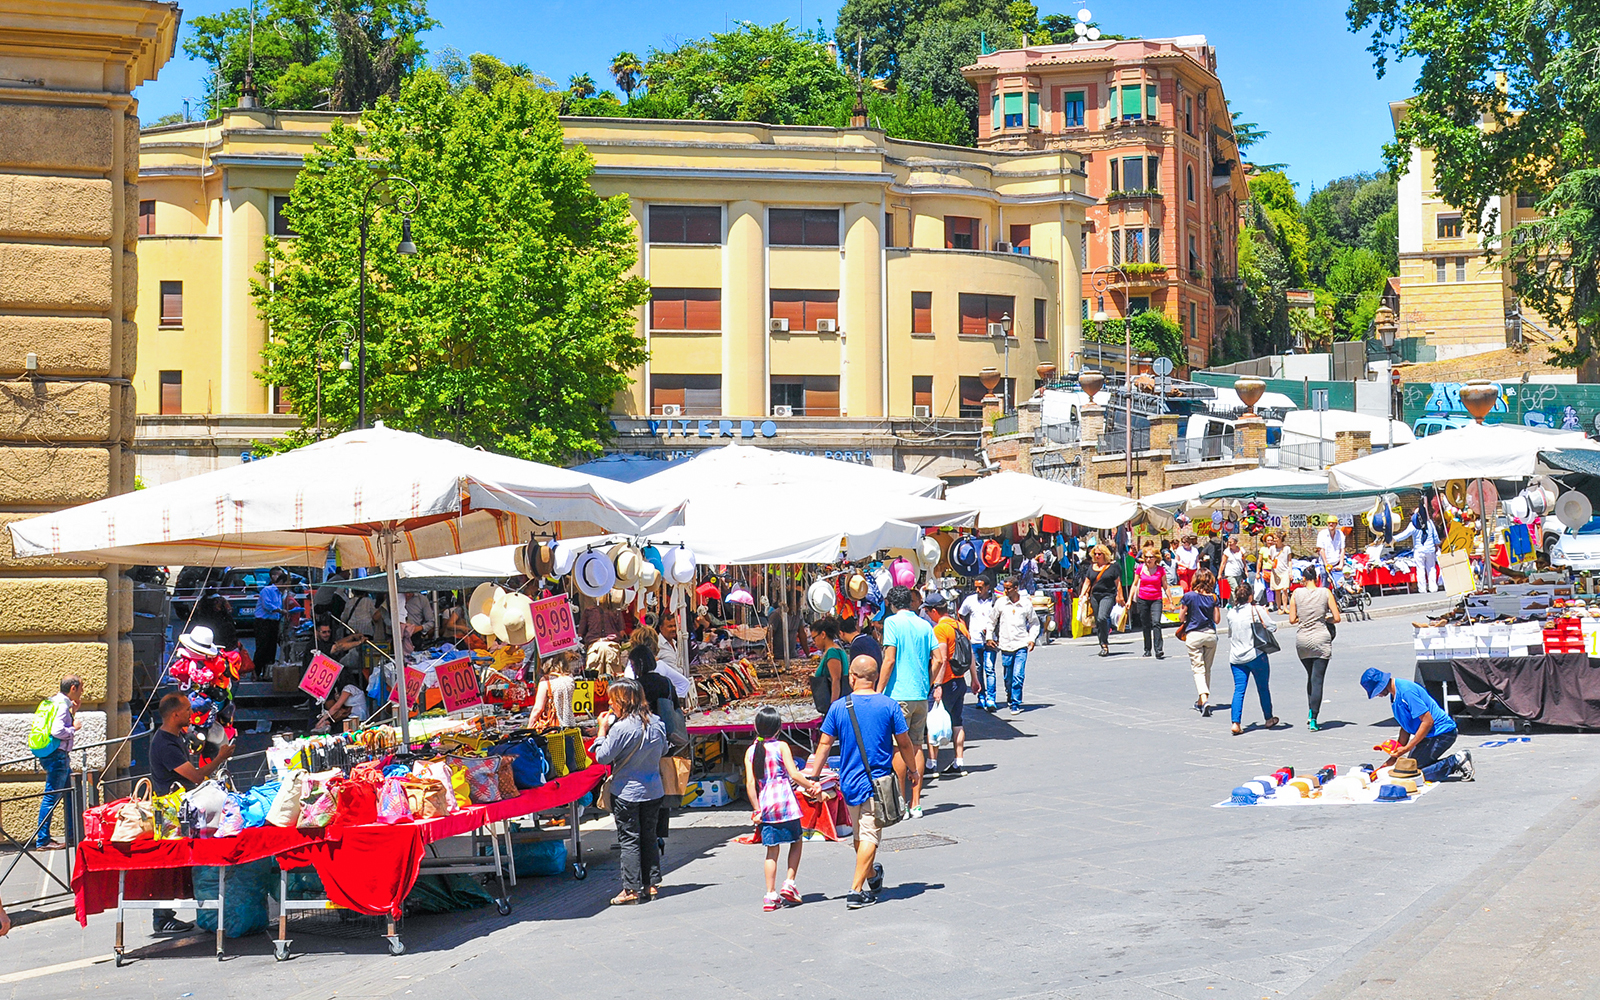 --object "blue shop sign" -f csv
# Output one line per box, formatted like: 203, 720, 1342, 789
646, 418, 780, 439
